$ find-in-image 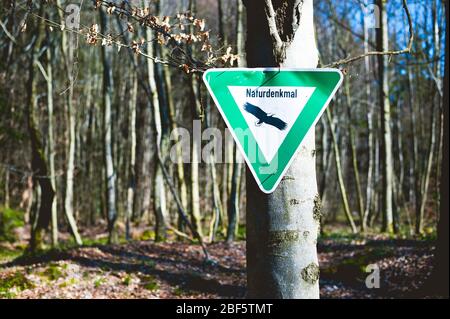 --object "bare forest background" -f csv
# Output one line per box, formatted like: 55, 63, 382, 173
0, 0, 447, 299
